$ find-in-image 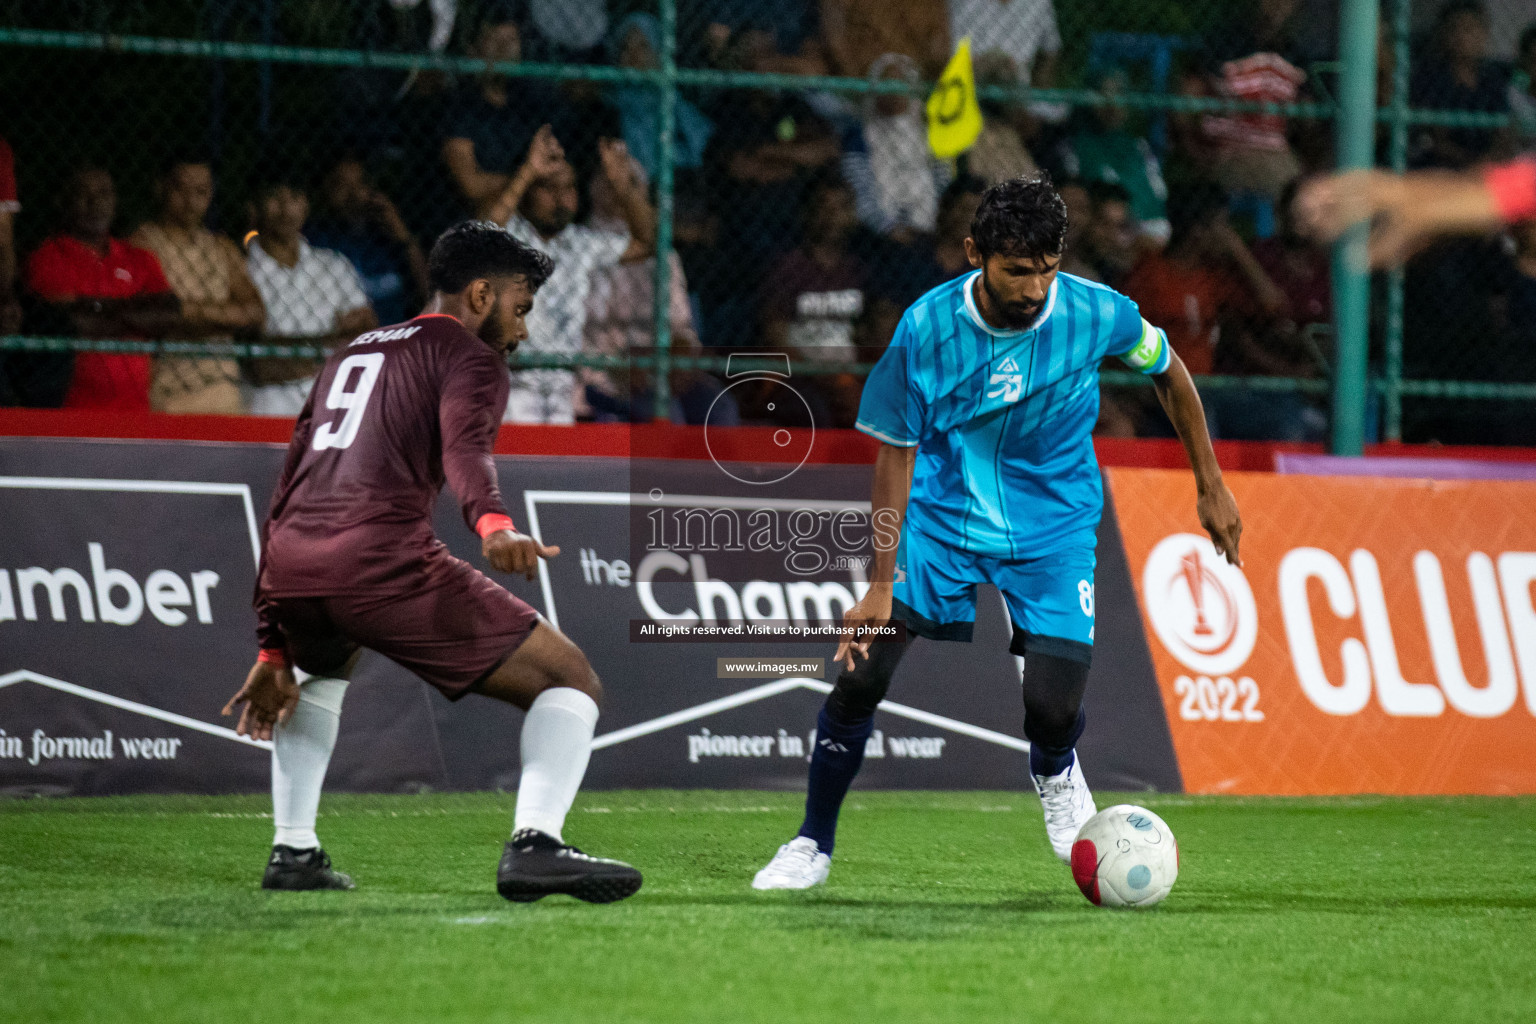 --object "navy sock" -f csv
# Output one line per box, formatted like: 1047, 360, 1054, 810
1029, 743, 1075, 778
797, 703, 874, 855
